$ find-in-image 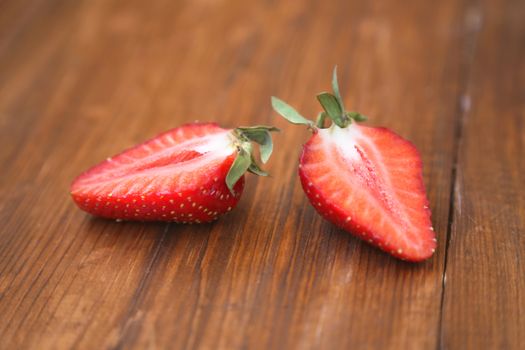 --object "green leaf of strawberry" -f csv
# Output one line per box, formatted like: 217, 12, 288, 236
271, 97, 313, 127
332, 66, 345, 111
347, 111, 368, 122
316, 92, 349, 128
226, 145, 252, 194
316, 111, 328, 128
